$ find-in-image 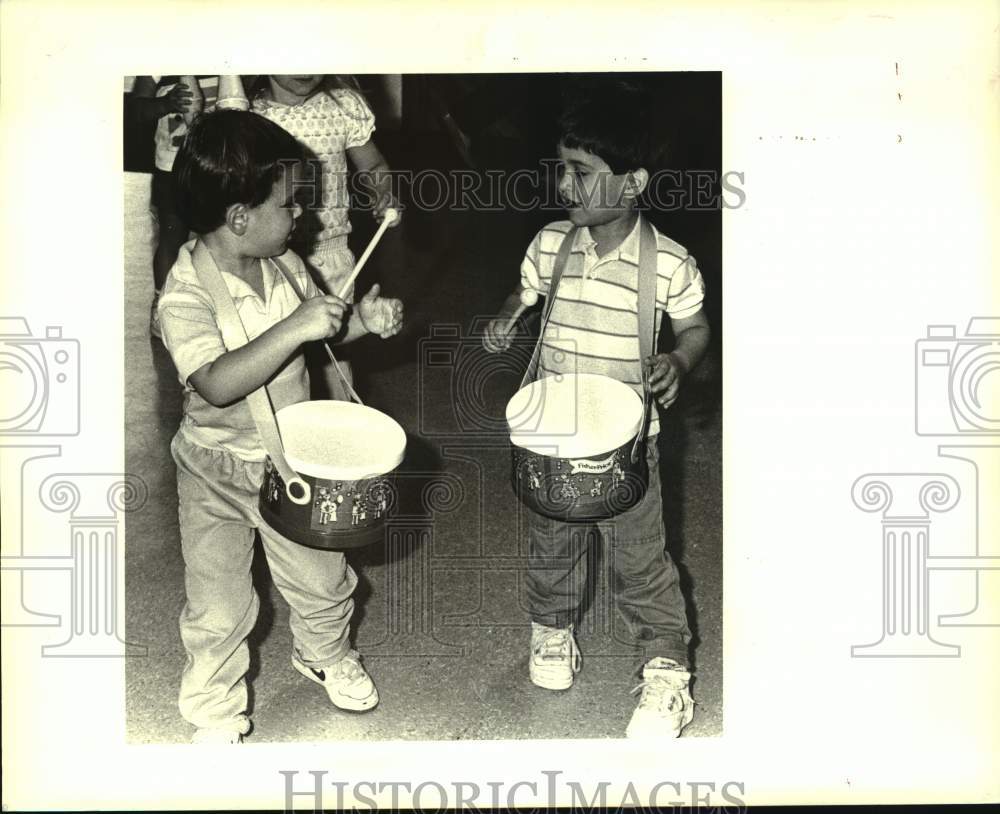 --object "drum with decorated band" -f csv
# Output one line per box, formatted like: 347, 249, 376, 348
259, 401, 406, 550
506, 373, 648, 521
